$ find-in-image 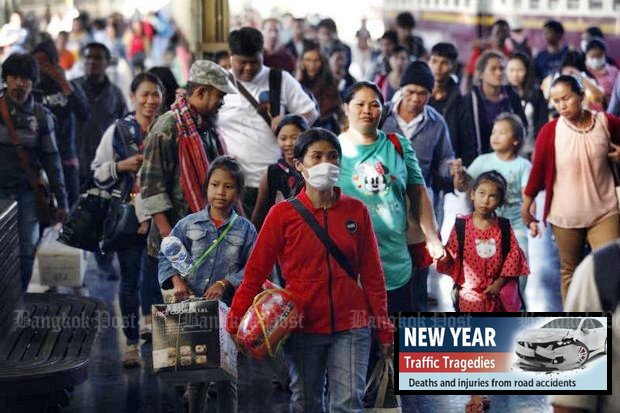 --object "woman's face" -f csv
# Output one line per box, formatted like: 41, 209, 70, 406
329, 51, 346, 78
277, 124, 302, 160
295, 140, 340, 177
550, 81, 584, 121
132, 81, 163, 121
480, 57, 505, 88
302, 49, 322, 79
389, 50, 409, 73
506, 58, 526, 88
344, 87, 383, 136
